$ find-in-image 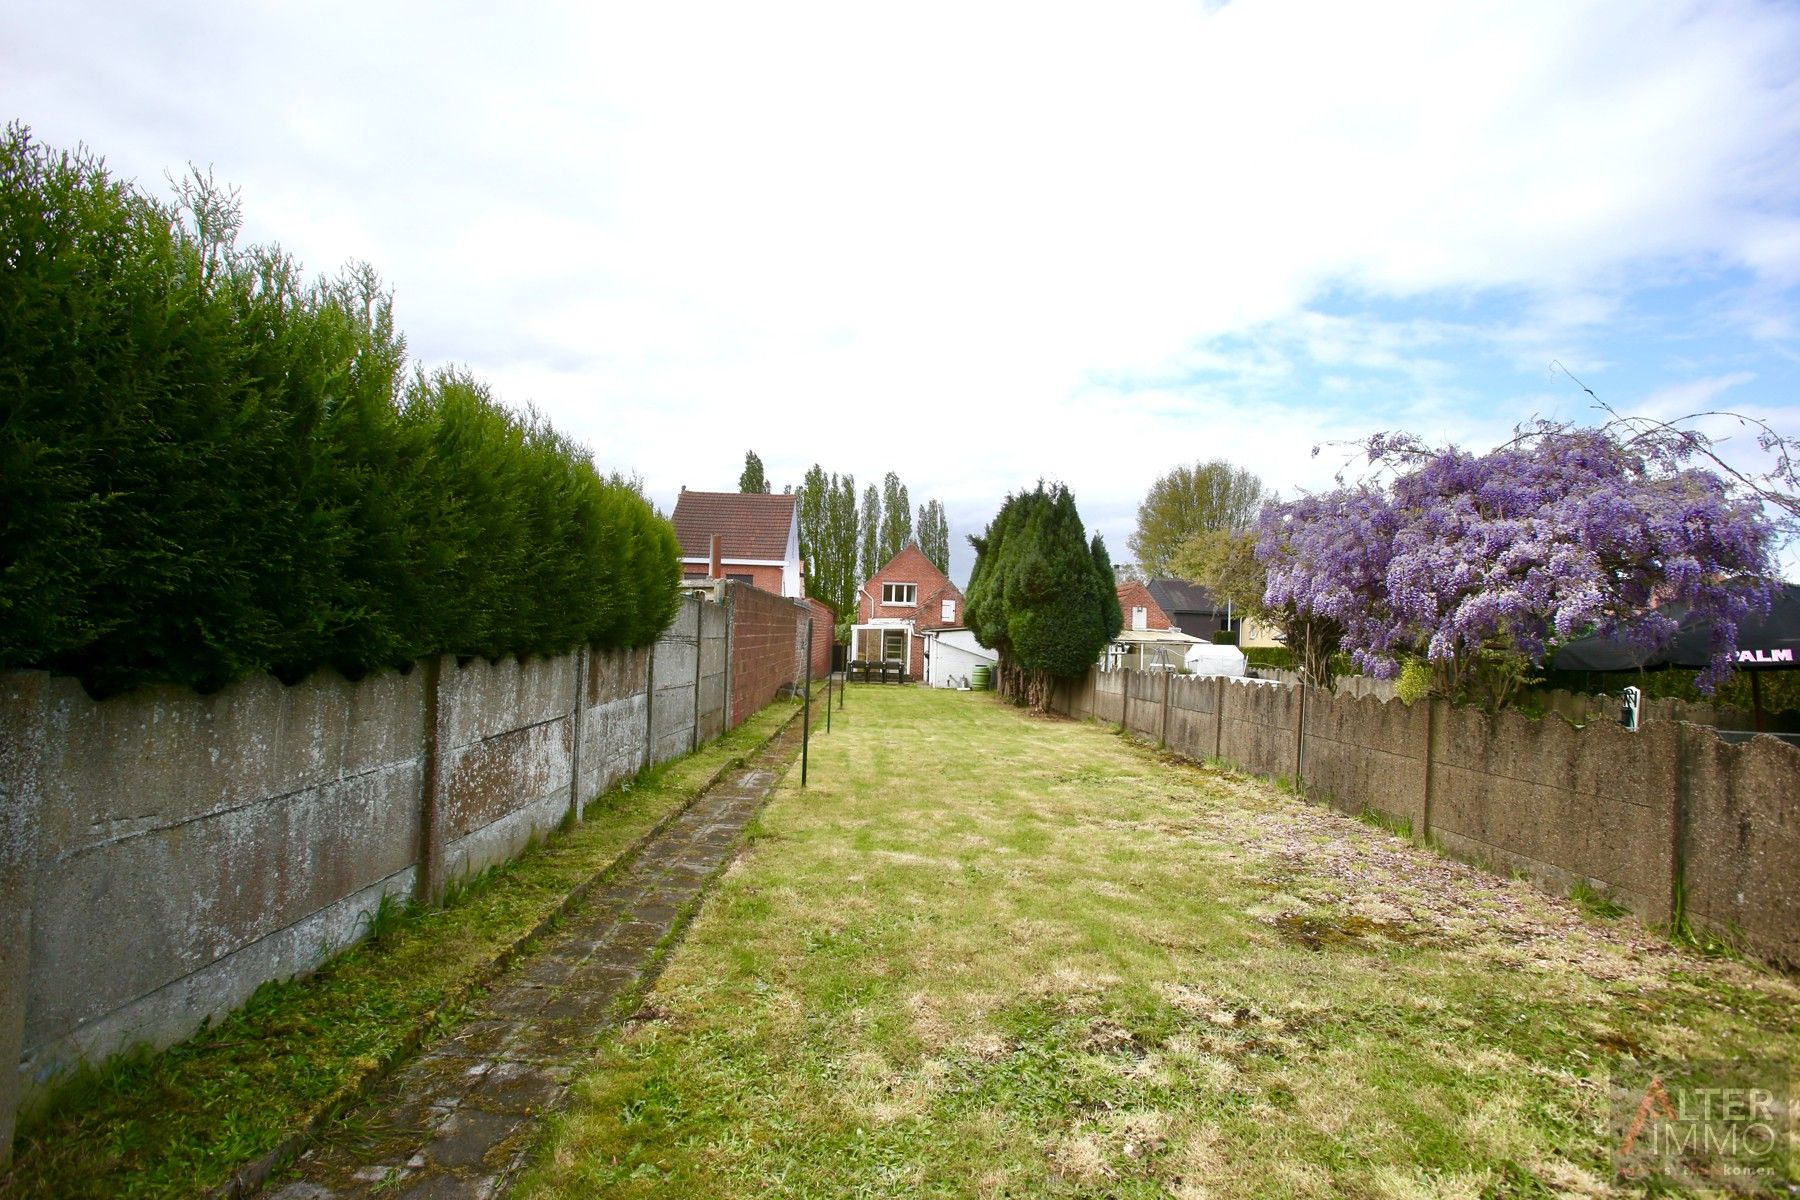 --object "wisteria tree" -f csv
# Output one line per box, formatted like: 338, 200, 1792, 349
1258, 423, 1777, 709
